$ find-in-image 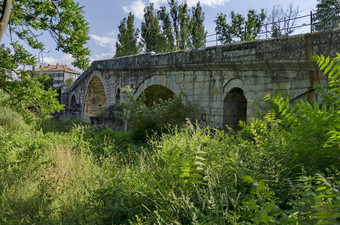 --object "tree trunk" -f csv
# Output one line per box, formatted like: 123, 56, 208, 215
0, 0, 13, 42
